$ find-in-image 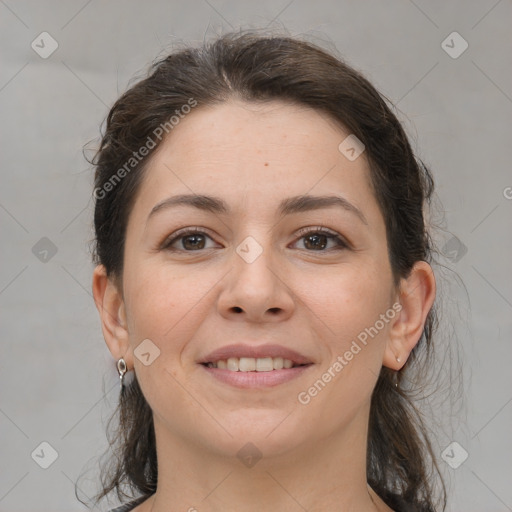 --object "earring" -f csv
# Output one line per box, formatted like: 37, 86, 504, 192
395, 356, 401, 389
117, 358, 127, 390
